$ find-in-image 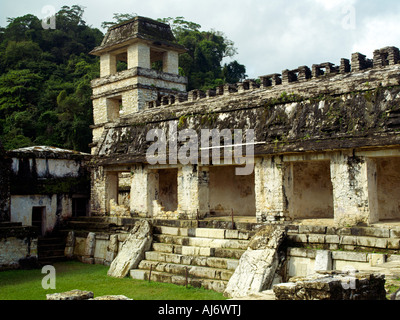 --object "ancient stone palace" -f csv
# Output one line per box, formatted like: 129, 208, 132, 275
89, 16, 400, 228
